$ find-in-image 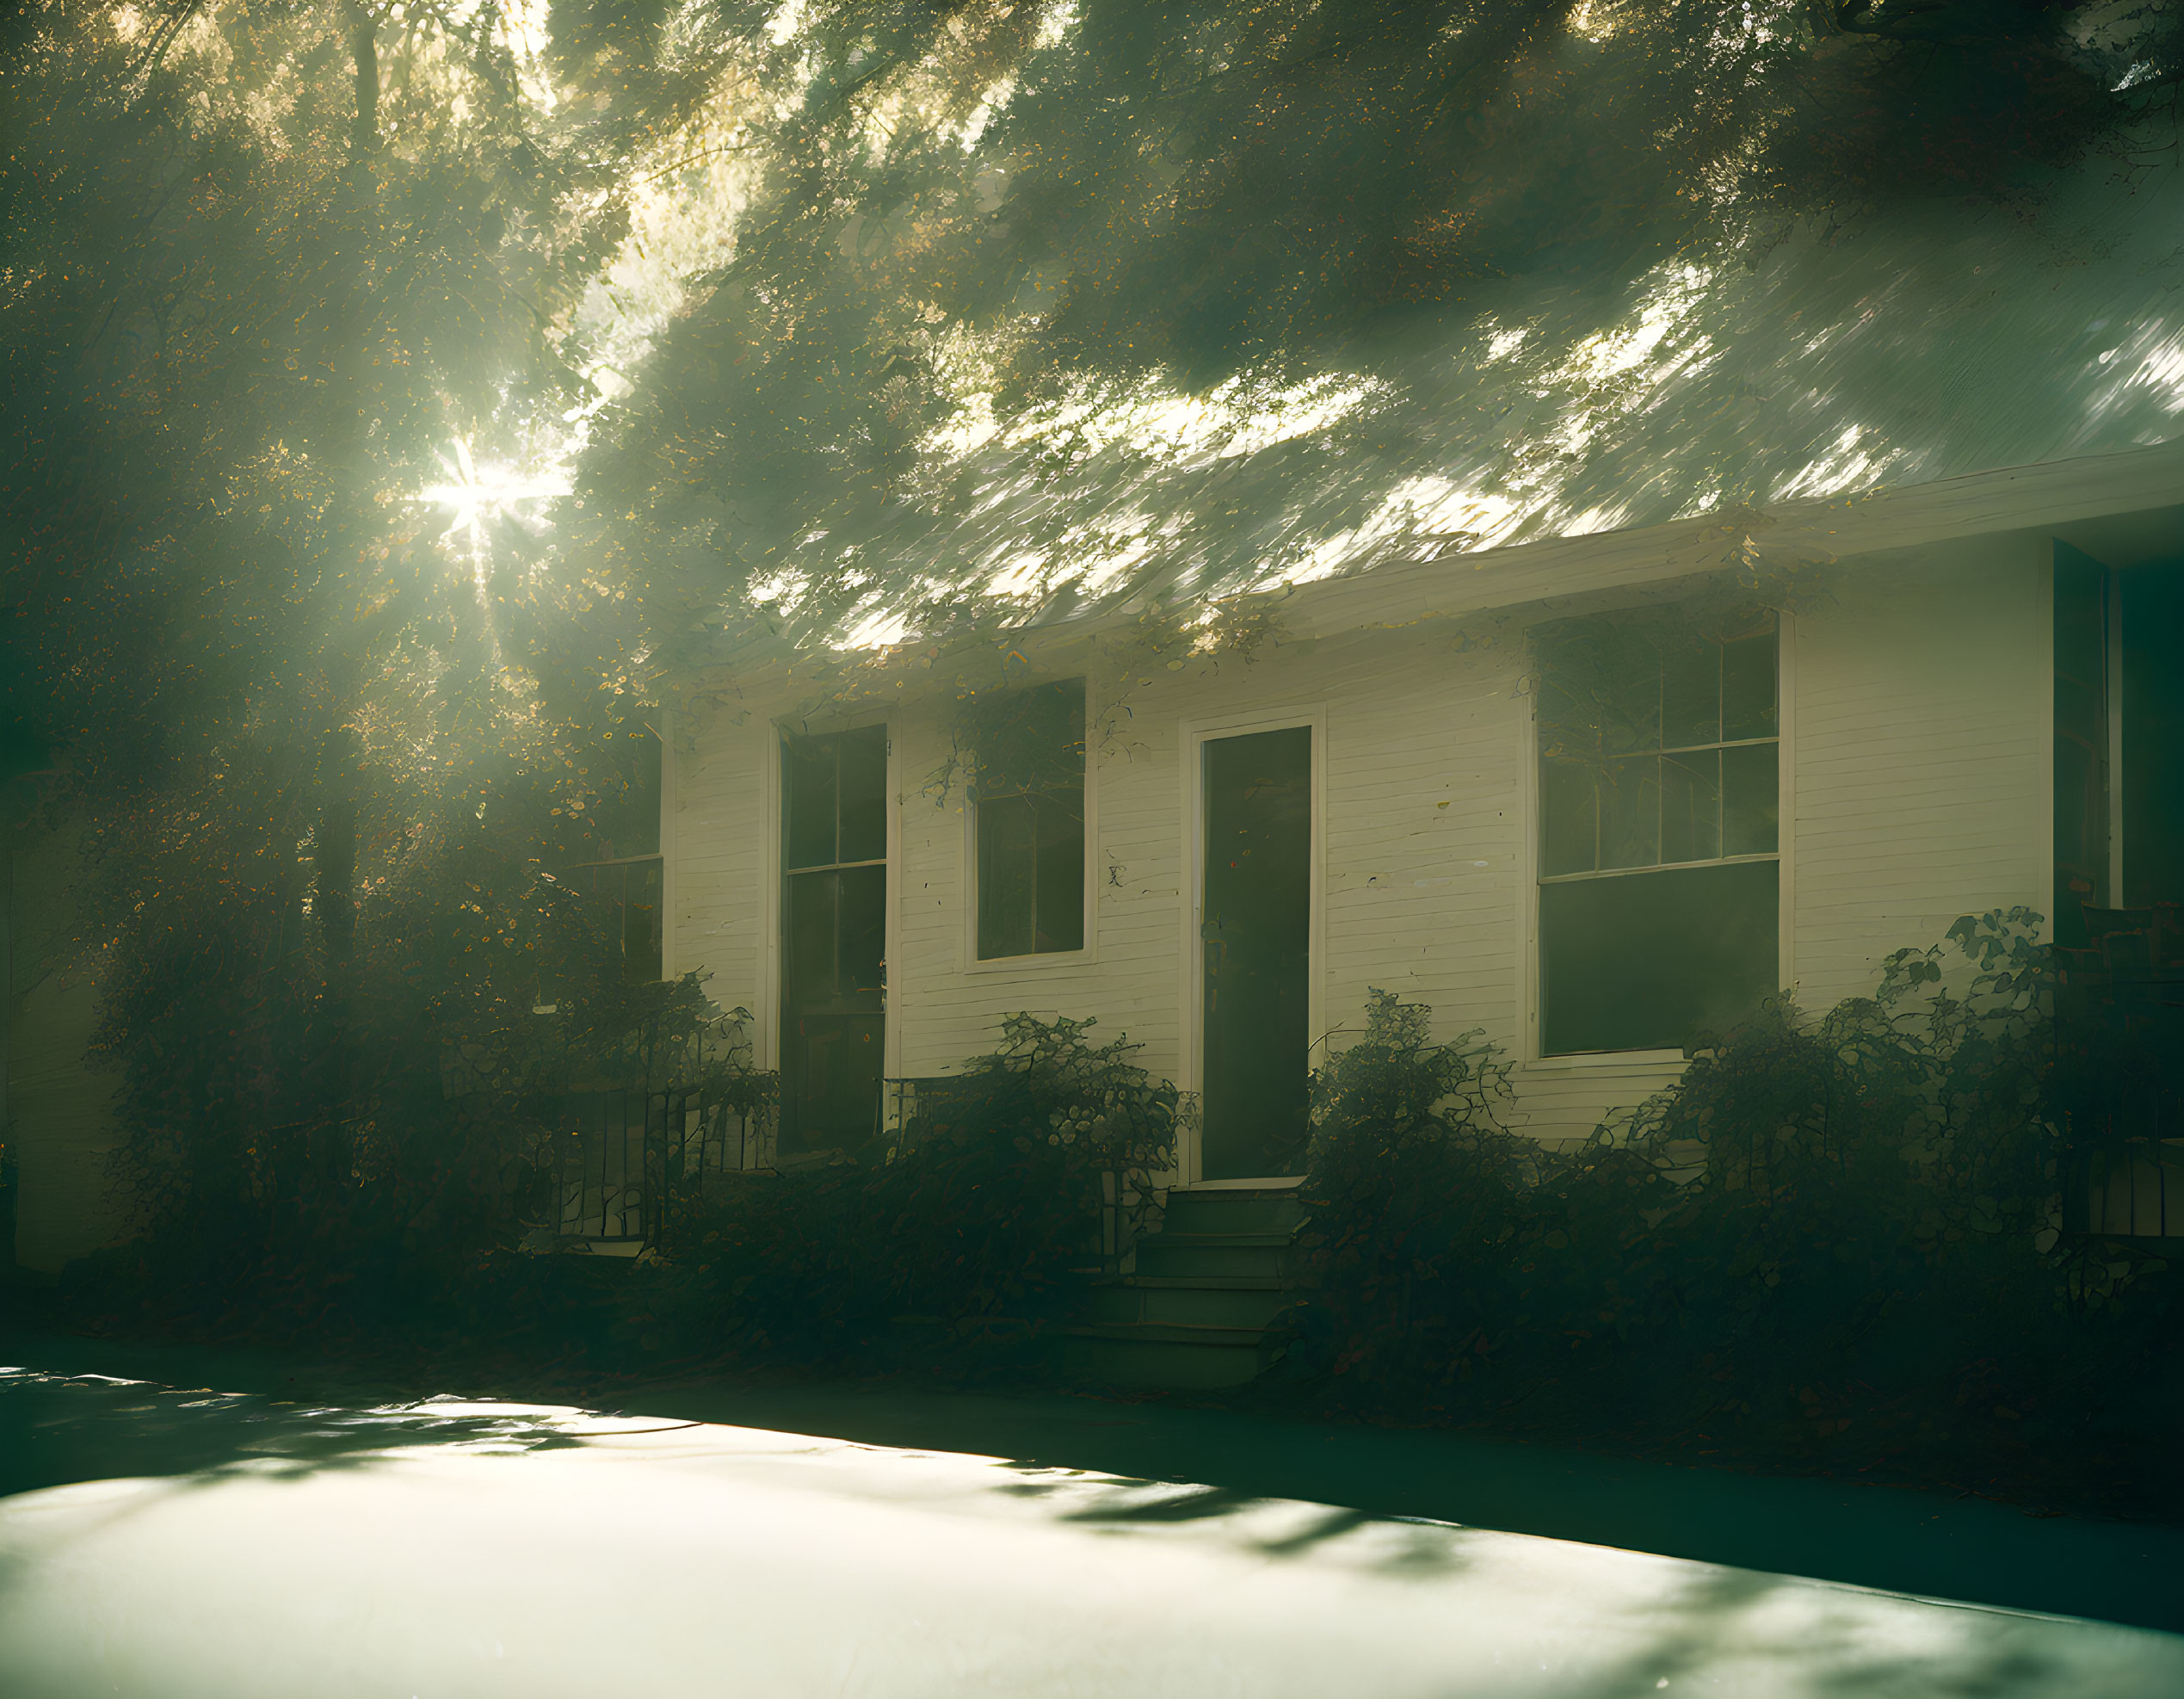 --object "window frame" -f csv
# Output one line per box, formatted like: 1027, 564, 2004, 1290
1521, 609, 1796, 1064
961, 678, 1097, 972
762, 715, 898, 1081
1175, 700, 1328, 1189
559, 721, 668, 985
557, 851, 666, 985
